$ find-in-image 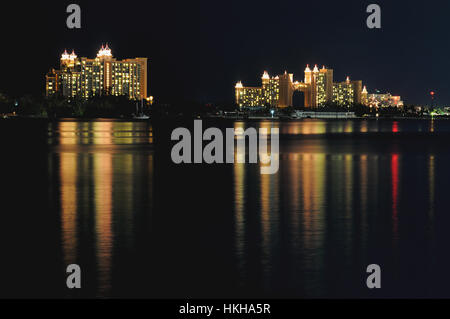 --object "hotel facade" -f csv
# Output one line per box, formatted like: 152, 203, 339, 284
46, 45, 148, 100
235, 65, 364, 108
363, 91, 404, 108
